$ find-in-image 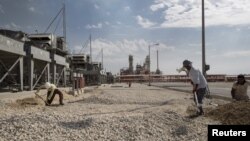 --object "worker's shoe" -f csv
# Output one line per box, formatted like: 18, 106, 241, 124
197, 107, 204, 116
197, 111, 204, 116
